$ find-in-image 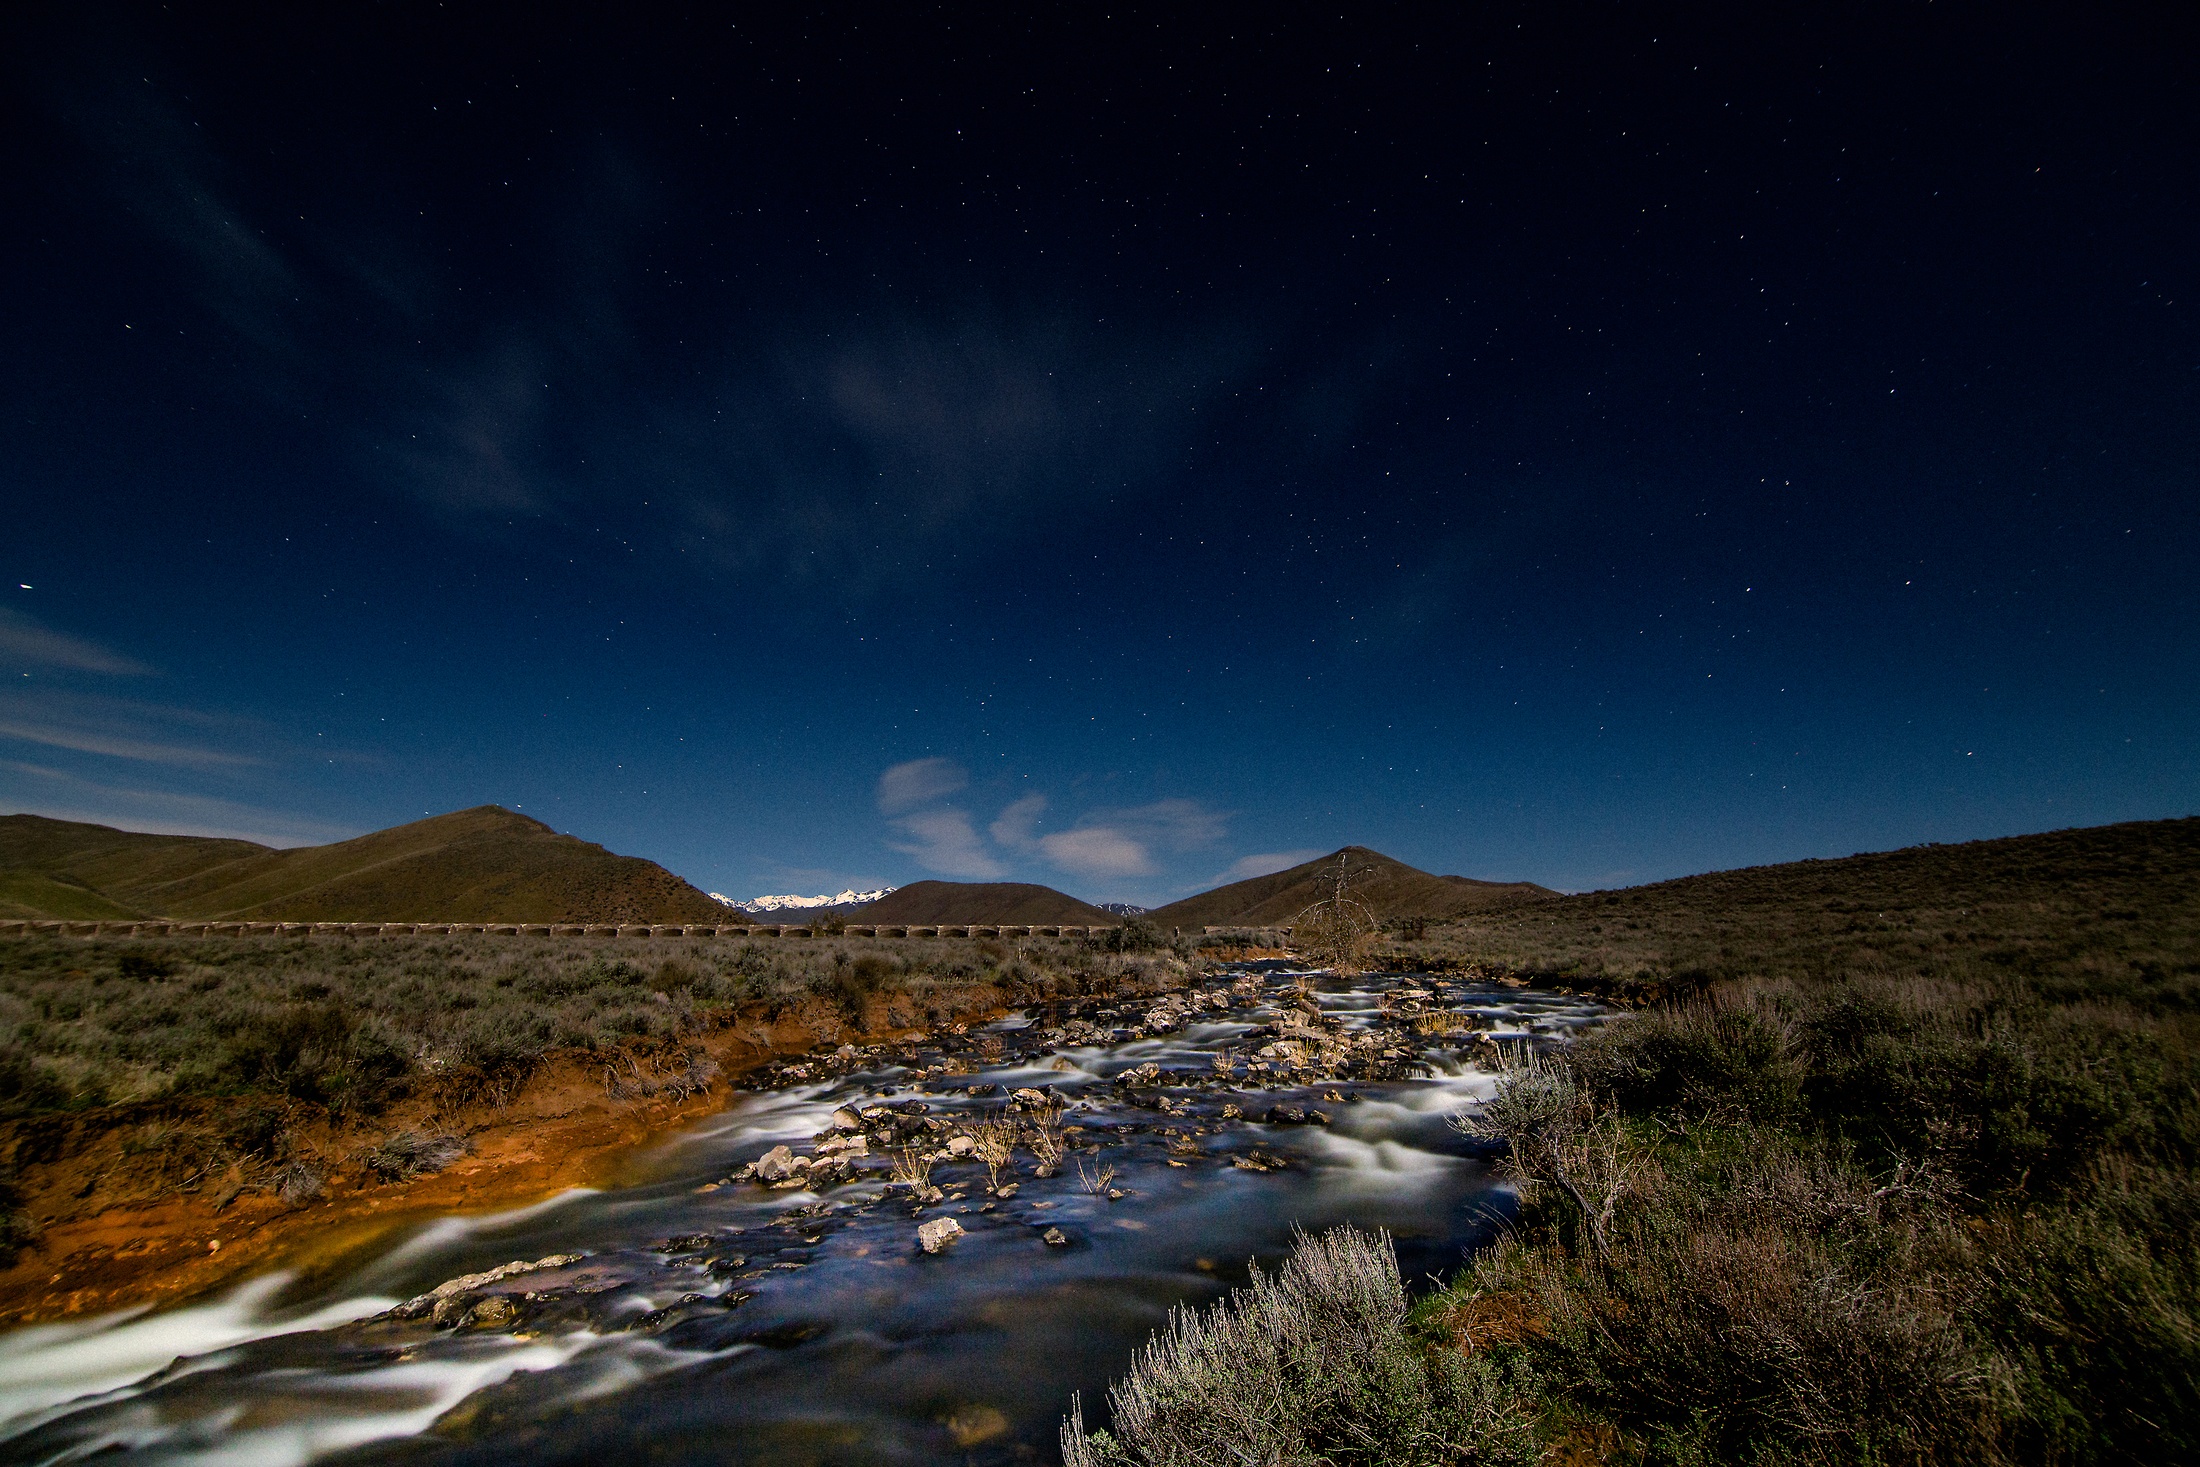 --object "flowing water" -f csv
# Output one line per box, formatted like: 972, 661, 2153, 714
0, 965, 1604, 1466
